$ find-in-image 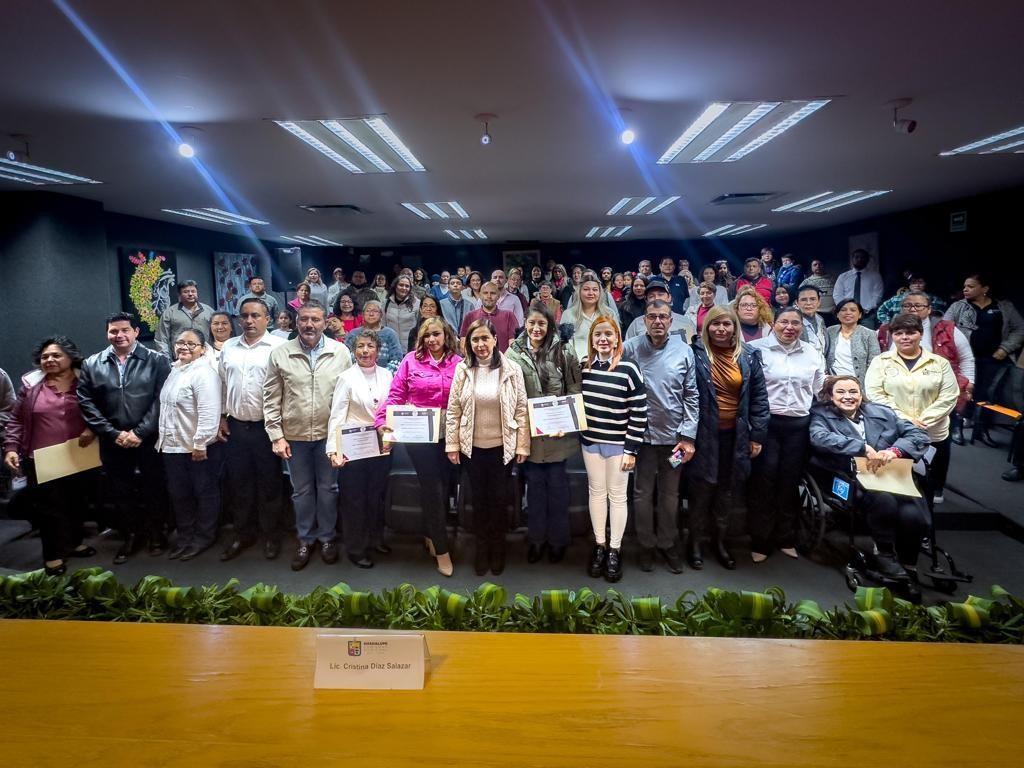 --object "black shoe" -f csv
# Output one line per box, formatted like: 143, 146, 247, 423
548, 545, 567, 564
661, 545, 685, 574
527, 542, 546, 563
975, 427, 999, 448
686, 538, 703, 570
604, 548, 623, 583
950, 421, 965, 446
588, 544, 607, 578
489, 544, 506, 576
374, 543, 392, 555
348, 553, 374, 569
113, 533, 138, 565
638, 547, 655, 573
872, 550, 908, 581
291, 544, 313, 571
320, 541, 339, 565
68, 545, 97, 558
474, 541, 489, 576
179, 545, 208, 562
713, 537, 736, 570
263, 539, 281, 560
148, 533, 168, 556
1002, 467, 1023, 482
44, 561, 67, 576
168, 545, 188, 560
220, 537, 254, 562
